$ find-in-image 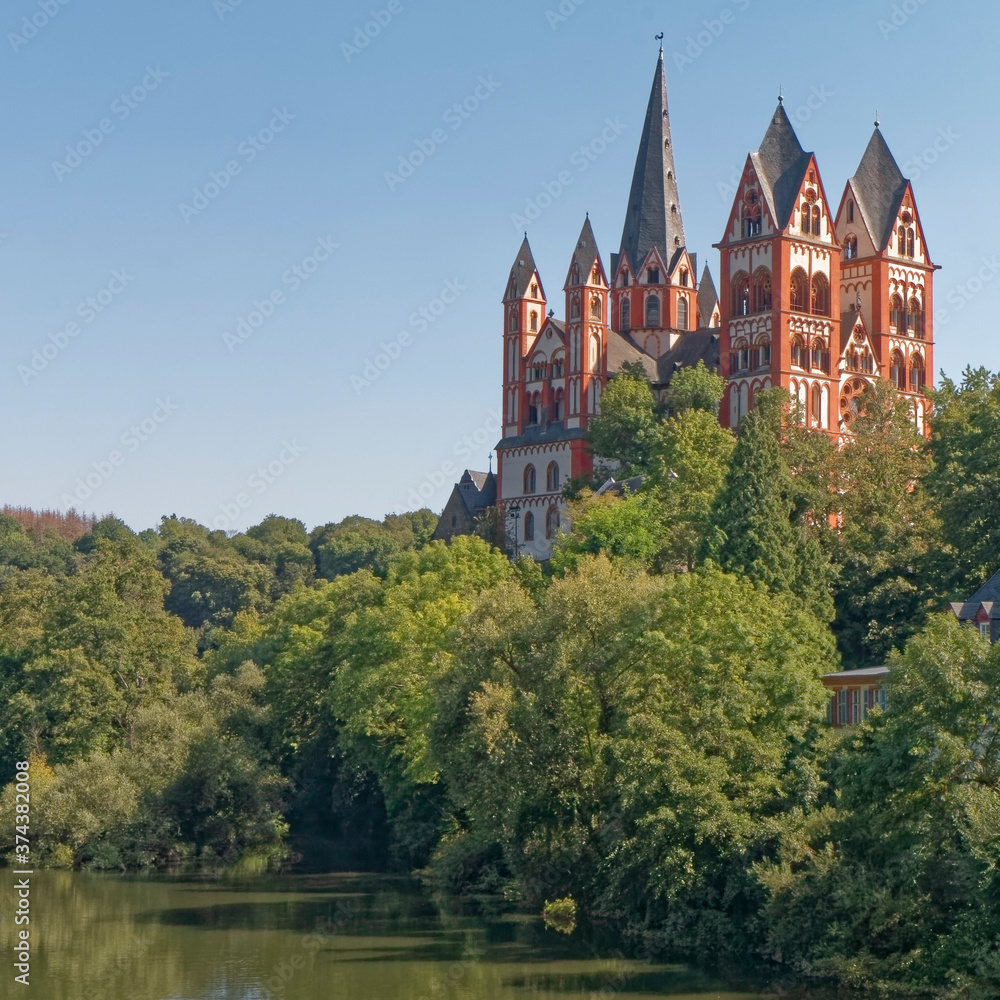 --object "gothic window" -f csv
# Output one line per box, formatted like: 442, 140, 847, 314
530, 358, 546, 381
524, 511, 534, 541
812, 383, 823, 427
677, 296, 689, 331
571, 264, 580, 285
743, 191, 762, 237
551, 353, 565, 378
507, 388, 517, 422
531, 283, 539, 298
590, 296, 602, 320
647, 268, 660, 284
621, 272, 630, 287
646, 295, 660, 327
752, 268, 771, 313
507, 341, 517, 381
801, 202, 810, 234
732, 272, 750, 316
509, 310, 518, 332
554, 389, 565, 421
756, 336, 771, 369
528, 393, 540, 425
732, 338, 750, 373
845, 236, 858, 259
897, 225, 907, 256
907, 228, 915, 258
523, 465, 537, 494
811, 338, 827, 373
863, 351, 875, 374
546, 462, 560, 492
812, 206, 822, 236
620, 297, 631, 332
570, 332, 580, 370
590, 333, 601, 371
908, 298, 924, 338
790, 268, 809, 312
791, 336, 805, 368
811, 273, 830, 316
592, 267, 601, 284
546, 505, 561, 539
847, 200, 855, 223
530, 311, 538, 331
909, 352, 925, 391
890, 350, 905, 390
889, 294, 903, 330
570, 296, 581, 319
680, 268, 690, 287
